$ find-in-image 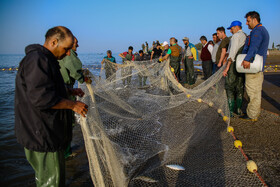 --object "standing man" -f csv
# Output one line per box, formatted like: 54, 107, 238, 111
161, 41, 169, 57
137, 50, 149, 87
119, 46, 135, 86
240, 11, 269, 121
200, 36, 213, 80
182, 37, 198, 85
15, 26, 88, 186
216, 27, 230, 68
162, 37, 181, 80
150, 43, 163, 60
222, 21, 247, 117
101, 50, 117, 80
58, 36, 90, 159
211, 33, 221, 73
